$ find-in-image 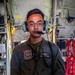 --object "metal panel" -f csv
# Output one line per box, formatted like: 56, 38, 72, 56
11, 0, 52, 24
